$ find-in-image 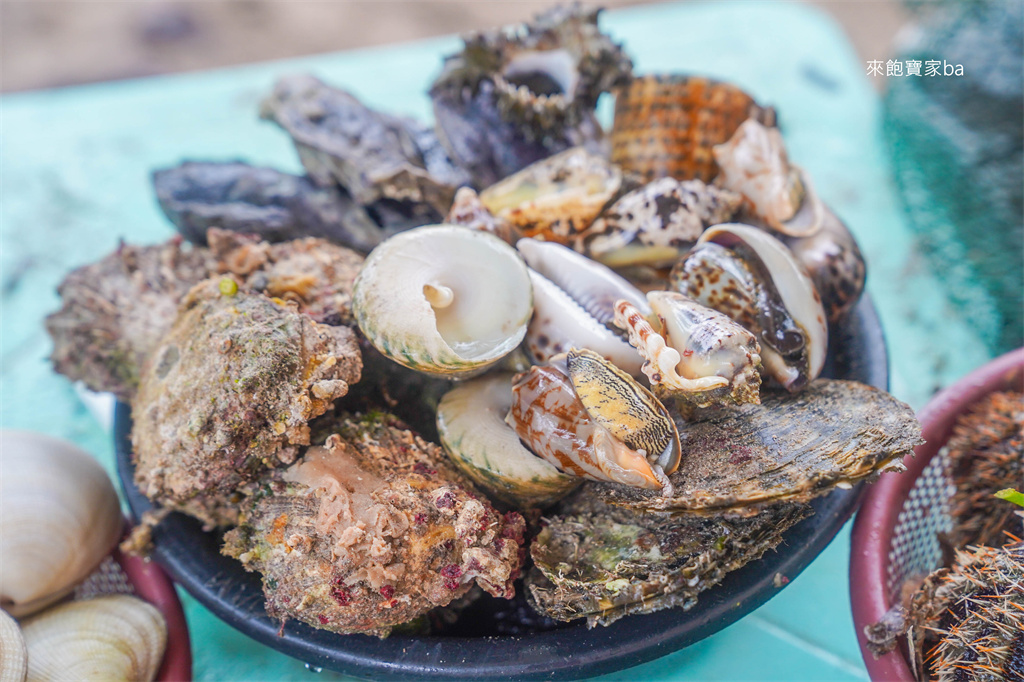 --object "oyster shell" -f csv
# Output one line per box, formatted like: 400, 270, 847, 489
0, 431, 122, 618
132, 278, 361, 528
527, 486, 811, 626
436, 373, 580, 508
614, 293, 762, 407
20, 596, 166, 682
581, 177, 743, 268
597, 379, 922, 515
261, 74, 468, 218
153, 161, 383, 253
672, 224, 828, 391
610, 74, 776, 183
352, 225, 533, 378
430, 4, 631, 187
45, 237, 211, 400
479, 148, 622, 244
222, 411, 526, 638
